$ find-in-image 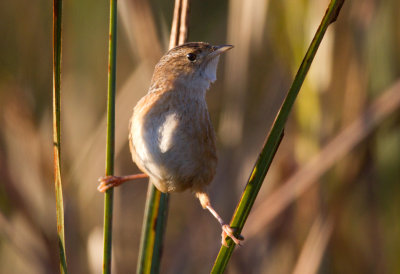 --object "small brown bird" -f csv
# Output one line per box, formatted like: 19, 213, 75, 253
98, 42, 242, 246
